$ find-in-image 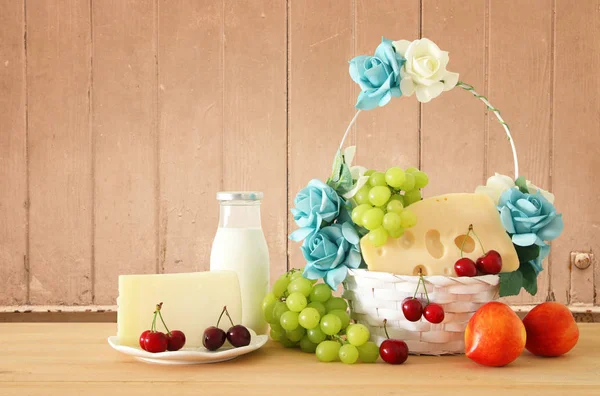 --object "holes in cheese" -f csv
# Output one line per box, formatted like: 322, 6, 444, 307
360, 193, 520, 276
